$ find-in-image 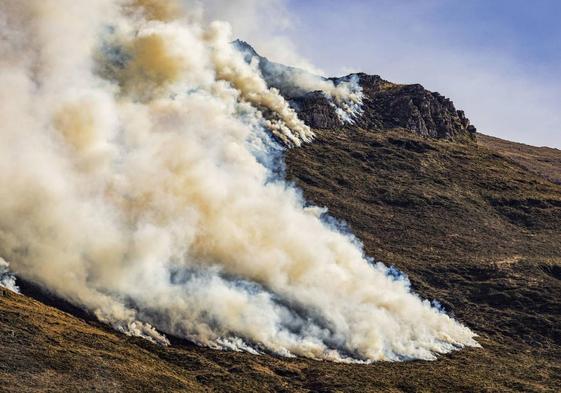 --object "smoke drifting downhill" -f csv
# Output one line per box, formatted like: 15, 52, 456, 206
233, 38, 365, 124
0, 0, 478, 361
